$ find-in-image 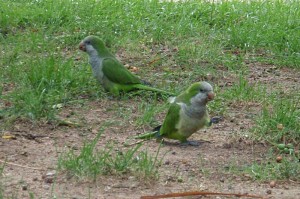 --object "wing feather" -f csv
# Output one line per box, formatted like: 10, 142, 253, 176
160, 103, 181, 136
102, 58, 141, 85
